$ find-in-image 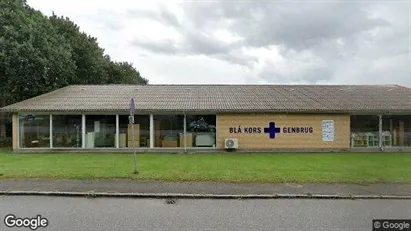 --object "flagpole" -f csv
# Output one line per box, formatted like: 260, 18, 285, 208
129, 98, 138, 174
132, 122, 138, 174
